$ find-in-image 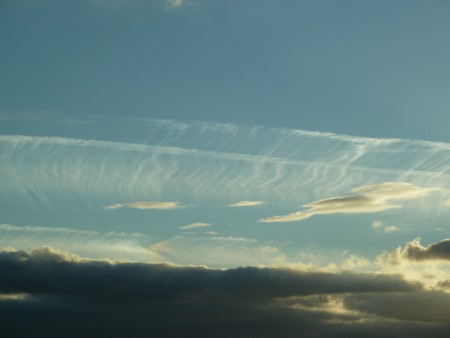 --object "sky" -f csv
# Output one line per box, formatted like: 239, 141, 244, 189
1, 1, 450, 337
